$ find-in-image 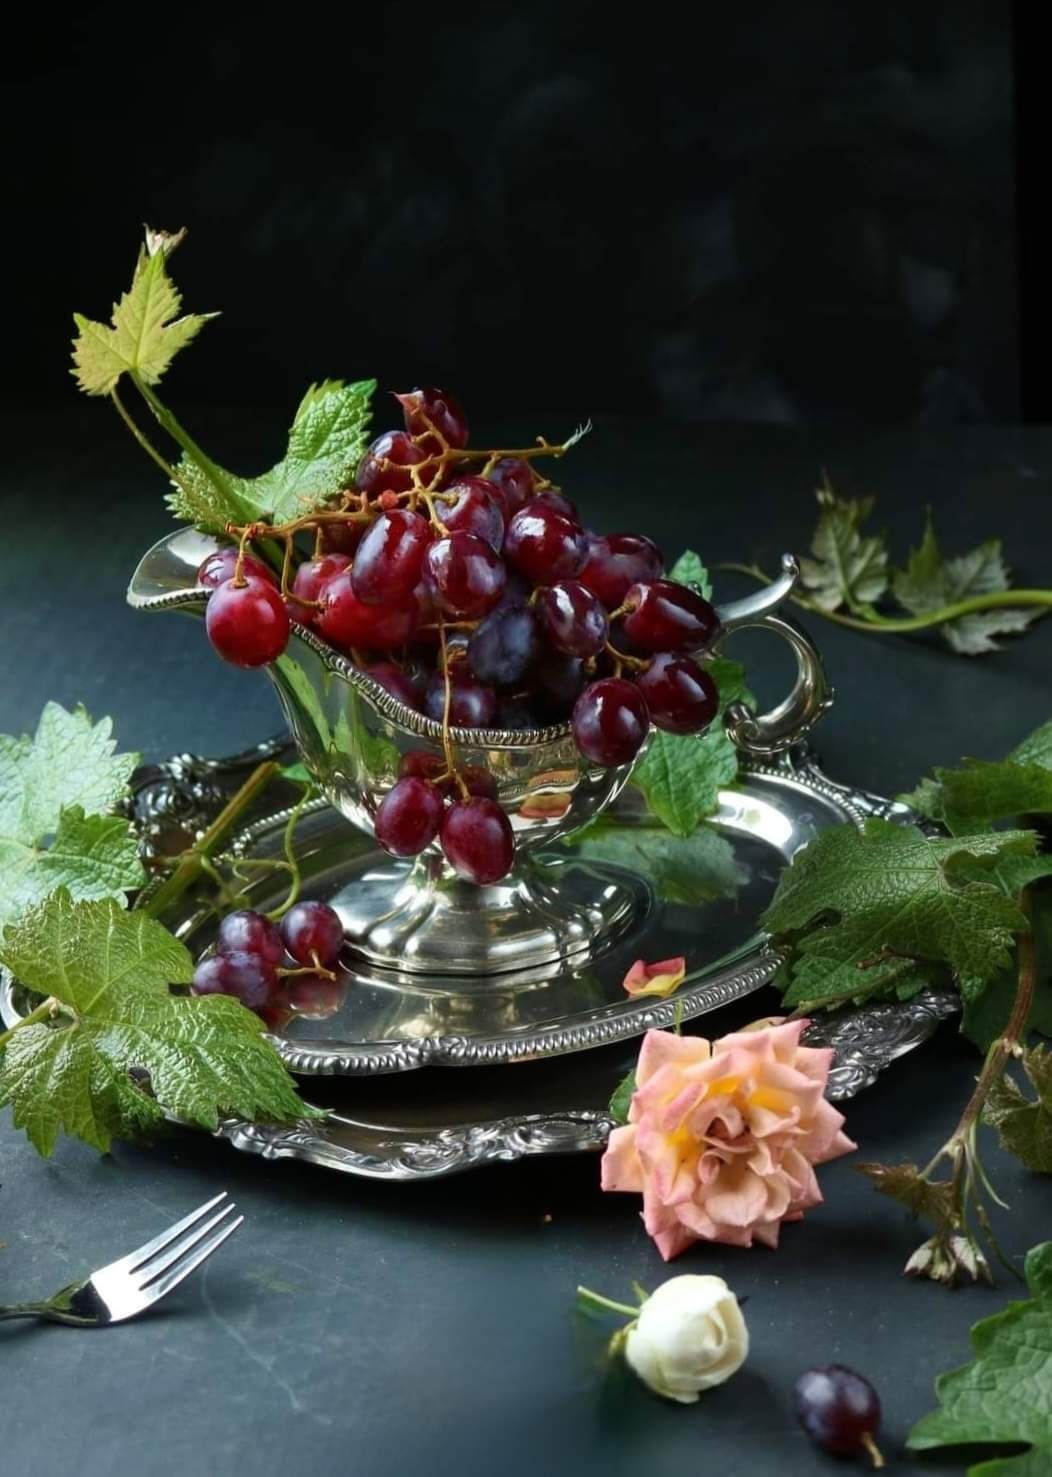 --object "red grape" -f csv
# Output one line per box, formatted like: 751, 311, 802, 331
636, 653, 719, 734
365, 661, 421, 709
352, 509, 432, 605
423, 668, 497, 727
794, 1366, 882, 1462
578, 533, 664, 608
467, 605, 541, 687
375, 775, 445, 856
484, 457, 536, 520
197, 547, 275, 589
192, 950, 276, 1014
395, 386, 469, 453
318, 570, 417, 651
536, 580, 608, 658
531, 489, 579, 520
280, 900, 344, 967
572, 678, 650, 765
216, 909, 284, 968
288, 553, 352, 628
440, 797, 515, 884
440, 477, 505, 550
504, 504, 585, 584
206, 576, 290, 668
622, 579, 721, 654
355, 430, 431, 496
425, 532, 506, 619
